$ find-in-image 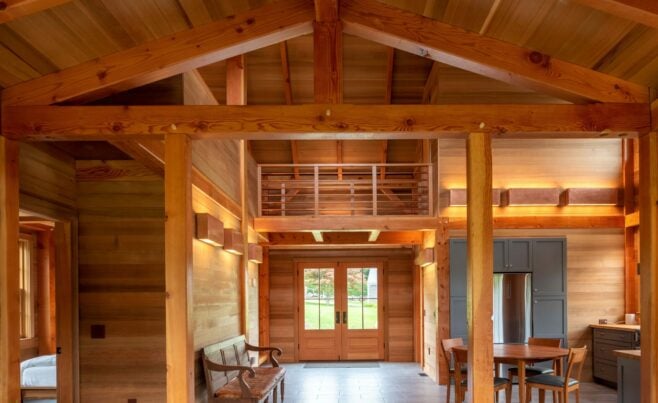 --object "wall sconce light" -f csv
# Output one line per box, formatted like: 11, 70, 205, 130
559, 188, 622, 206
447, 189, 502, 206
195, 213, 224, 247
501, 188, 560, 206
223, 228, 244, 255
415, 248, 435, 268
248, 243, 263, 264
